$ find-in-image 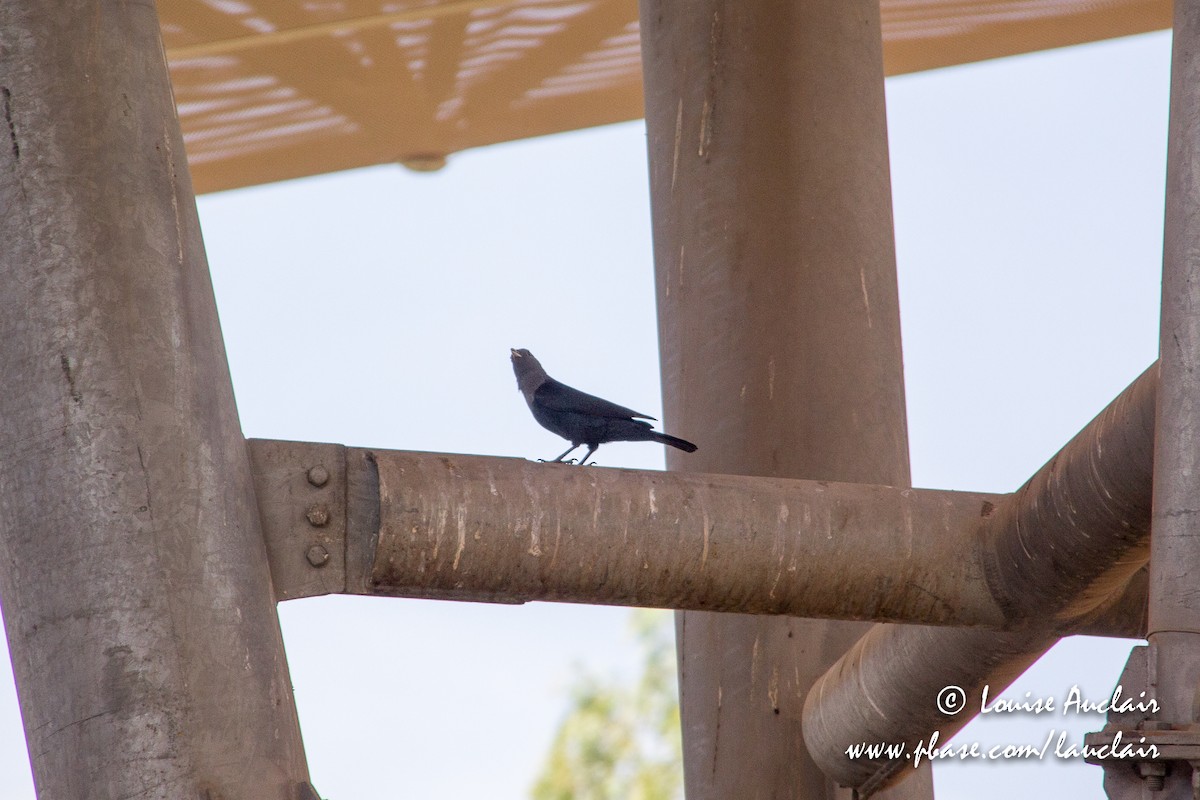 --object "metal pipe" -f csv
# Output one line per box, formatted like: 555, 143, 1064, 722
1072, 564, 1147, 640
252, 440, 1145, 639
980, 365, 1155, 625
356, 451, 1002, 623
1116, 4, 1200, 795
1148, 0, 1200, 648
0, 3, 310, 797
1074, 7, 1200, 794
801, 363, 1157, 793
638, 1, 930, 797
